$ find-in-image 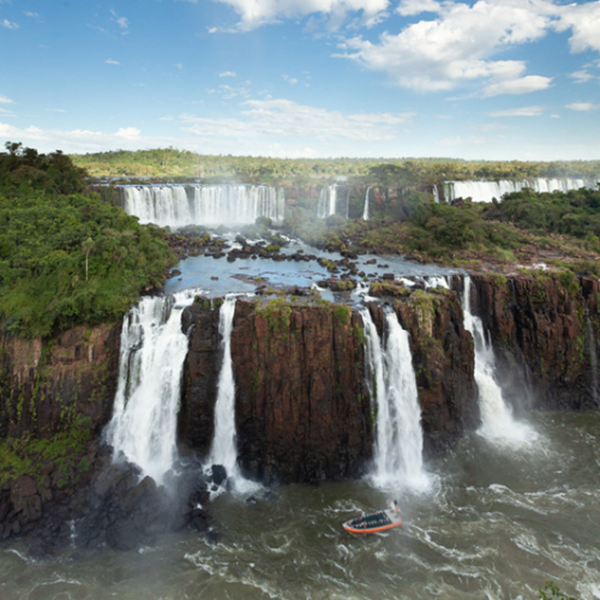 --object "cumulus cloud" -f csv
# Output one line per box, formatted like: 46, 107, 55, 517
396, 0, 441, 17
180, 98, 414, 142
555, 1, 600, 53
338, 0, 600, 97
489, 106, 545, 117
213, 0, 389, 30
219, 71, 237, 78
339, 0, 561, 94
0, 95, 15, 104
